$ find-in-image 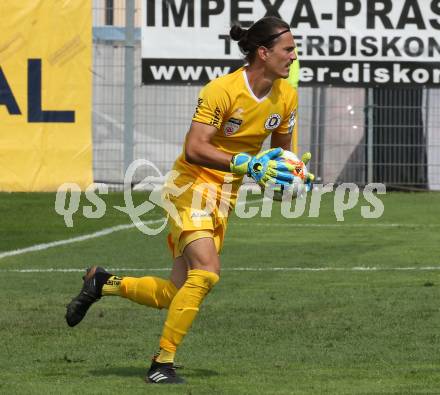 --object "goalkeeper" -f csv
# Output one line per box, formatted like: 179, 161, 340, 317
66, 16, 305, 384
